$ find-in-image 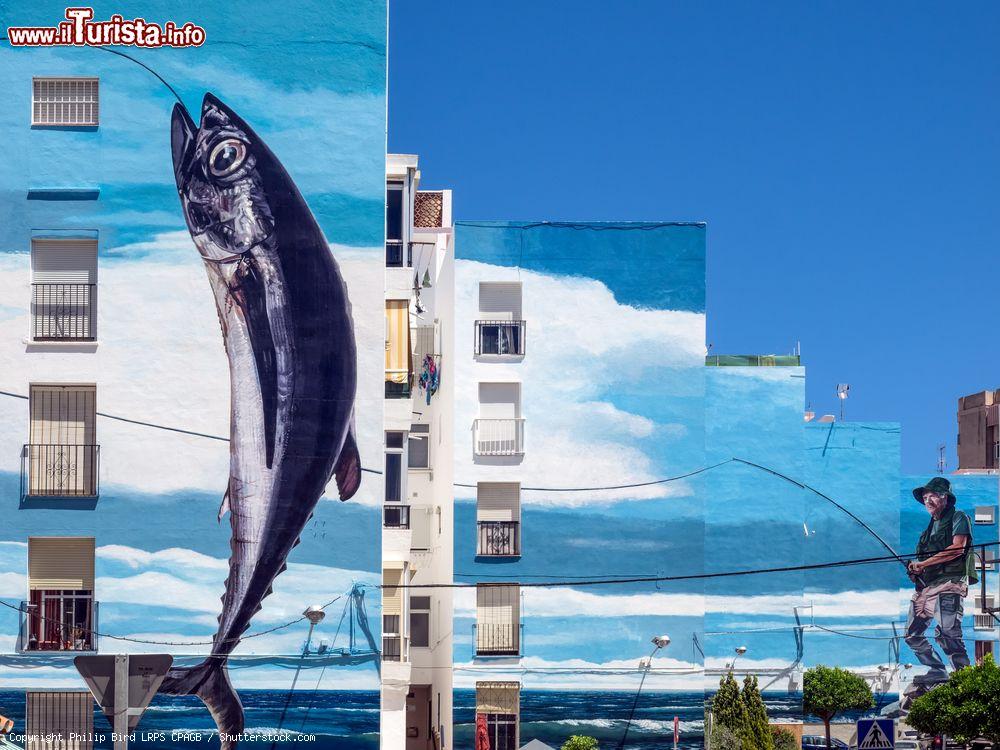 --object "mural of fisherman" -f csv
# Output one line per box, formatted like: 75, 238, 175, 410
900, 477, 976, 710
